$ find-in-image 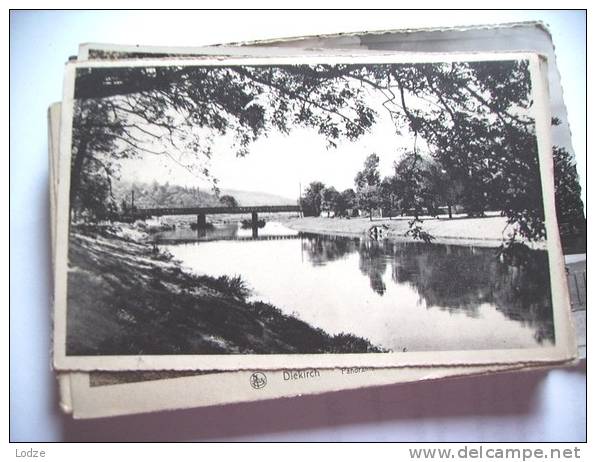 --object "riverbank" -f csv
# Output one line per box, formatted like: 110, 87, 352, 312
66, 224, 382, 355
280, 214, 547, 249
